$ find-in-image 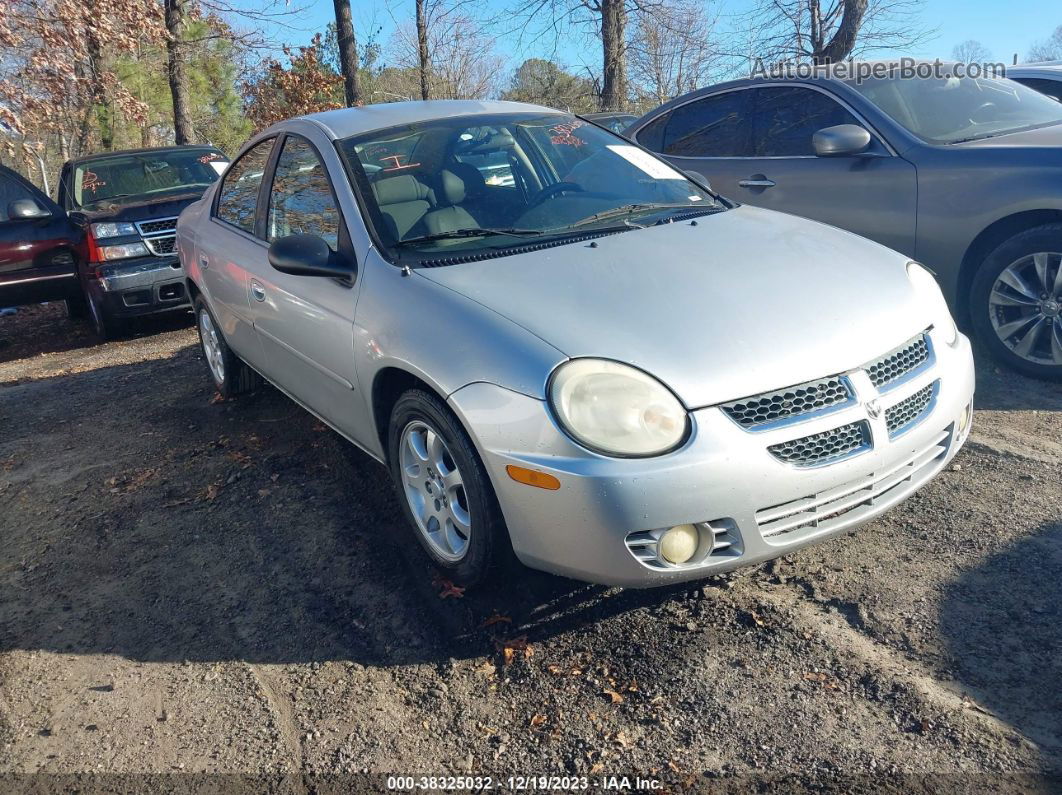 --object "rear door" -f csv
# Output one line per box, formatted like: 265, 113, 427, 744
196, 137, 277, 361
245, 133, 369, 442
